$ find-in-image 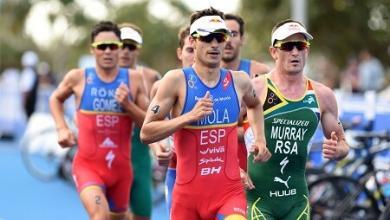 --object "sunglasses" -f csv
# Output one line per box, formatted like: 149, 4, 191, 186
122, 43, 139, 51
196, 33, 228, 43
274, 41, 310, 51
91, 41, 123, 51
